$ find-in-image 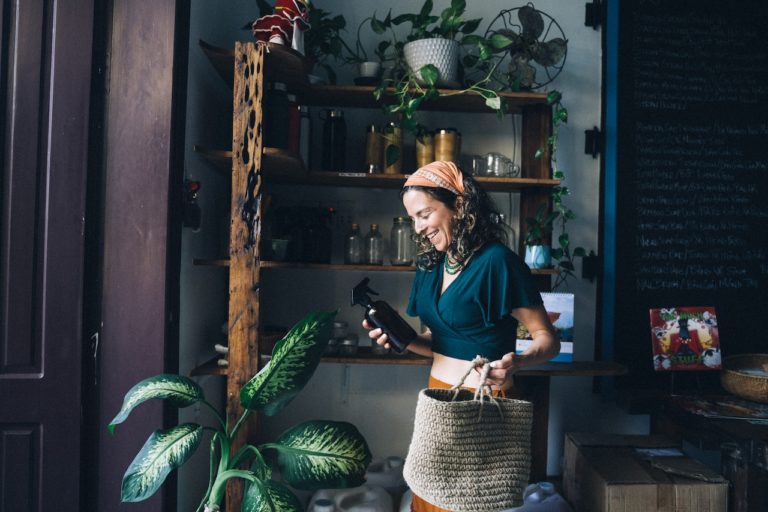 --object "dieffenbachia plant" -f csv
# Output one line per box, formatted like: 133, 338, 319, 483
109, 311, 371, 512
